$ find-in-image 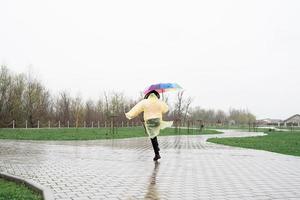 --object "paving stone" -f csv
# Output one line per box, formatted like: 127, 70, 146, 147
0, 130, 300, 199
